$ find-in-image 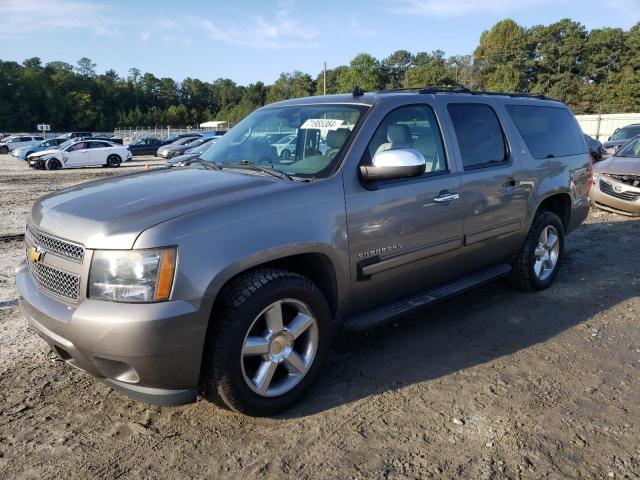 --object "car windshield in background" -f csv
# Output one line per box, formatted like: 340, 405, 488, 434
199, 104, 367, 179
615, 136, 640, 158
610, 126, 640, 141
57, 140, 75, 150
189, 139, 218, 154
